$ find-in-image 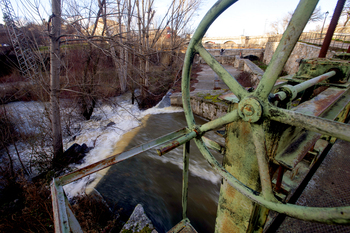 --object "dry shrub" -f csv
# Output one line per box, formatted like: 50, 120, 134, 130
0, 108, 17, 150
61, 46, 120, 120
0, 175, 54, 233
0, 70, 24, 83
236, 71, 255, 87
0, 171, 118, 233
